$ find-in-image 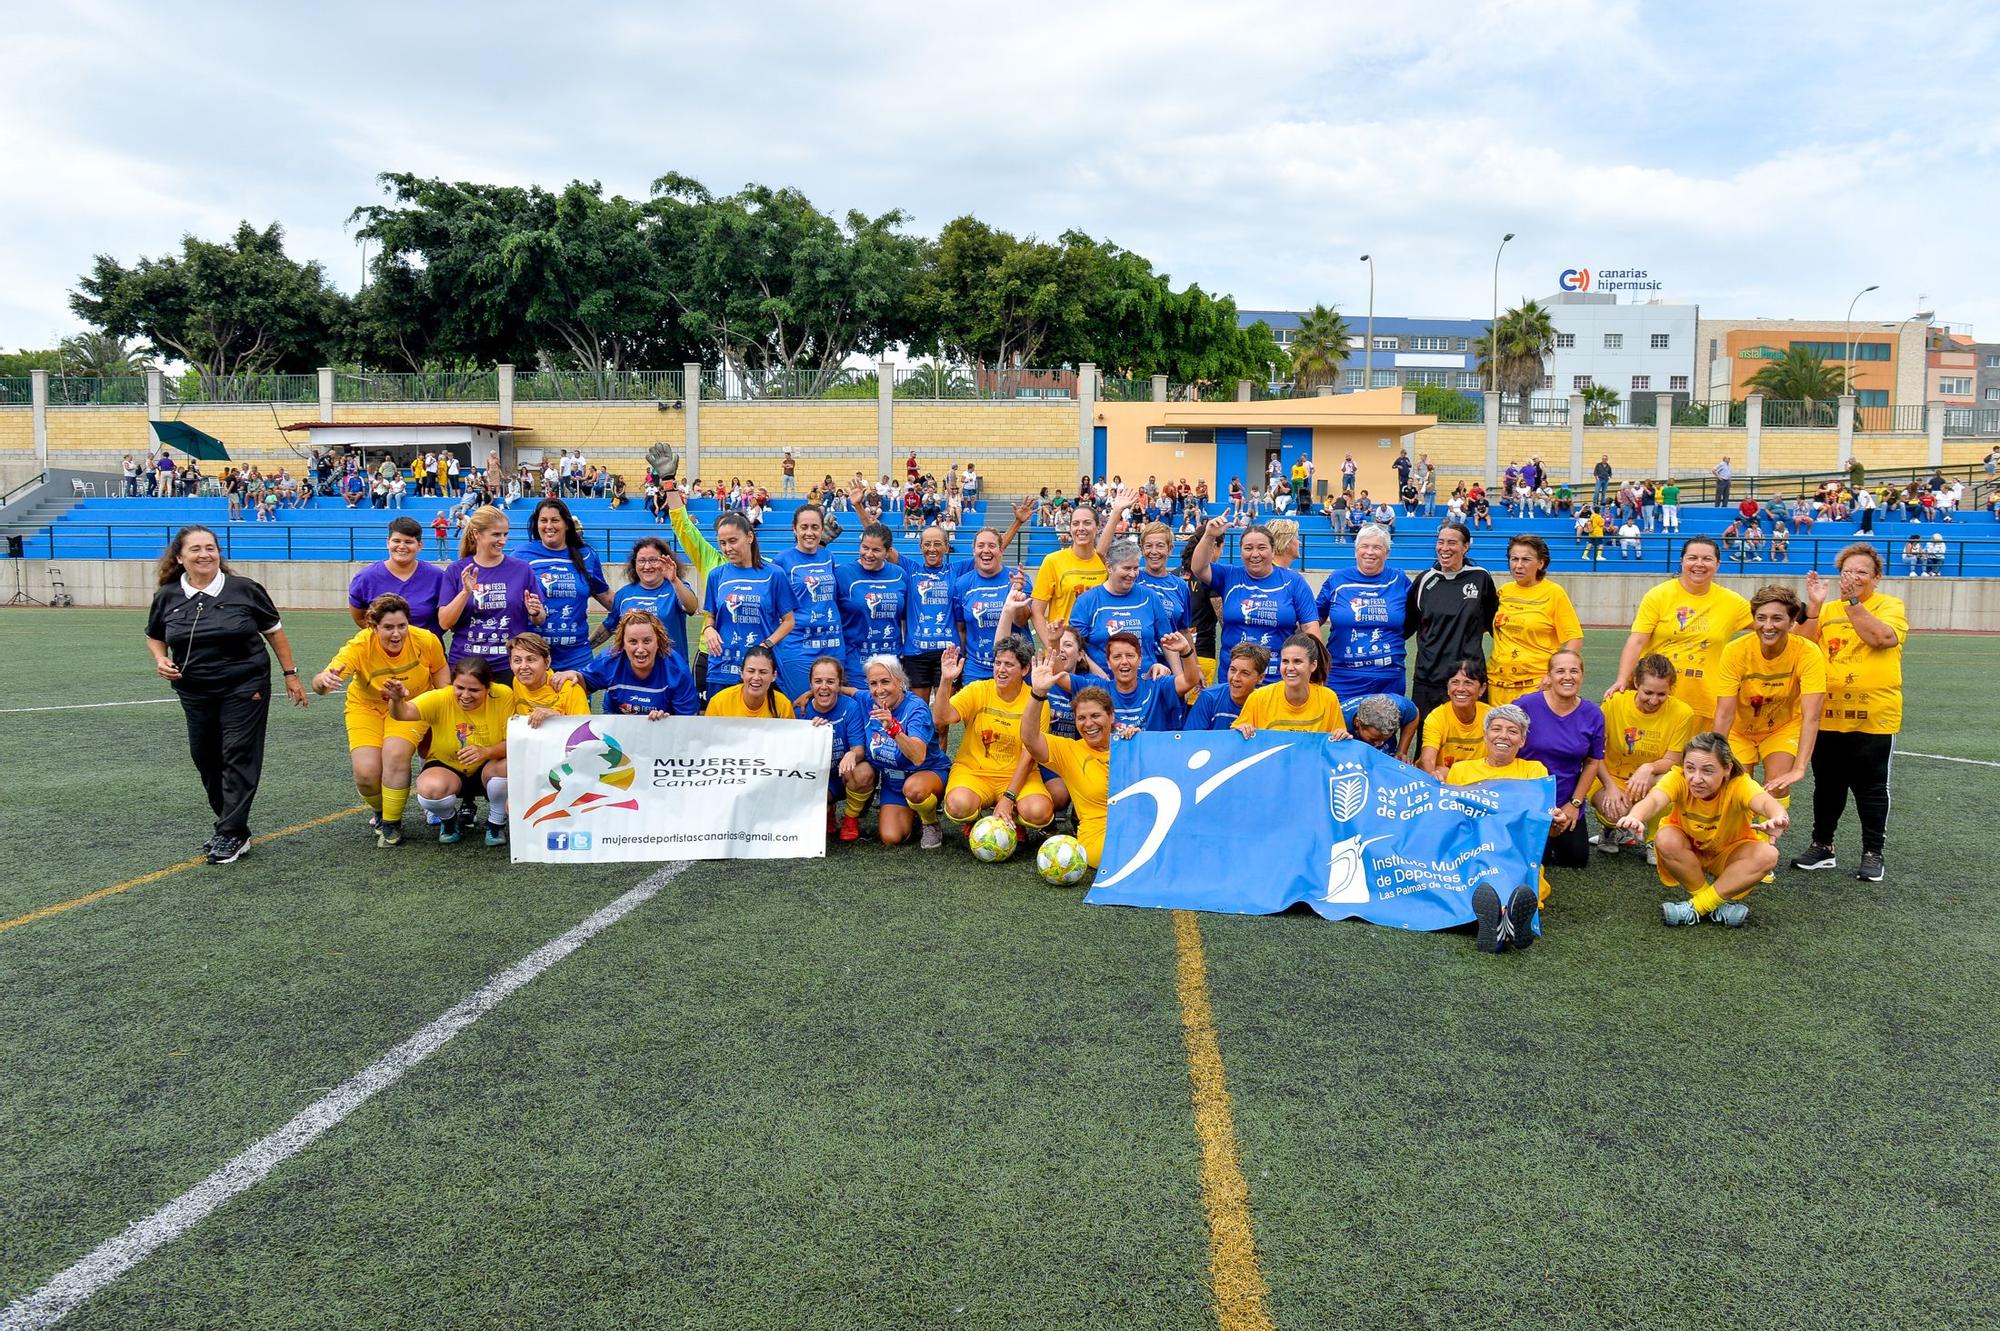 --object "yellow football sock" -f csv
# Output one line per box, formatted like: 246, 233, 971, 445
910, 794, 940, 826
382, 785, 410, 824
1690, 884, 1724, 916
363, 790, 383, 814
843, 786, 871, 817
